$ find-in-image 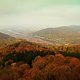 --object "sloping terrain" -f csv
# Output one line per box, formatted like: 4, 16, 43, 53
0, 32, 17, 47
33, 26, 80, 44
